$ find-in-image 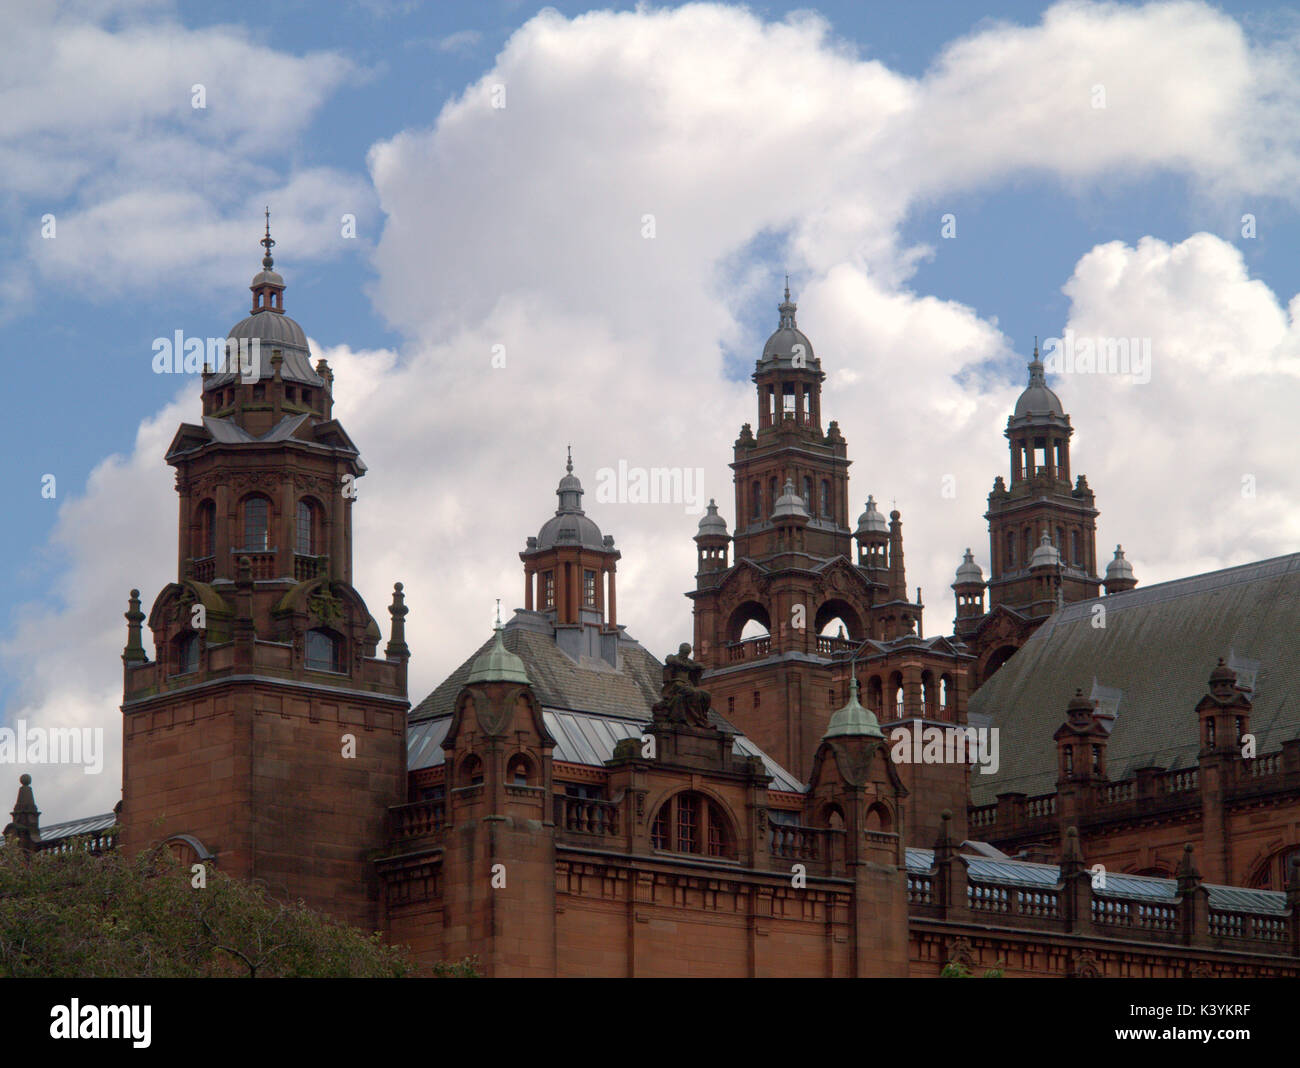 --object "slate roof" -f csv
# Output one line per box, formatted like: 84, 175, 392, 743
409, 618, 805, 792
906, 848, 1286, 915
411, 623, 662, 722
969, 552, 1300, 804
